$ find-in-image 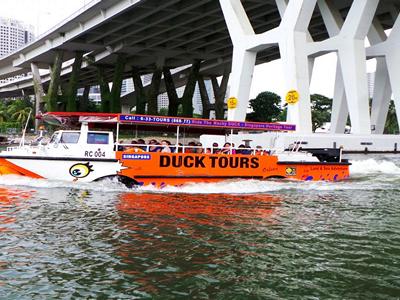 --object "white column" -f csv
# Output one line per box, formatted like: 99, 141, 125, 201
220, 0, 279, 121
330, 59, 349, 133
220, 0, 316, 133
318, 0, 347, 133
314, 0, 378, 134
367, 11, 400, 134
228, 48, 256, 120
219, 0, 257, 121
276, 0, 316, 133
337, 0, 378, 134
368, 20, 391, 134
